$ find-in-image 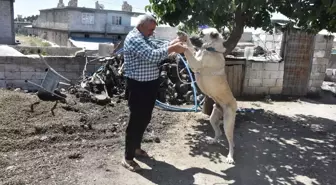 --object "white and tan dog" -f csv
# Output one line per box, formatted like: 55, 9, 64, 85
178, 28, 238, 163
